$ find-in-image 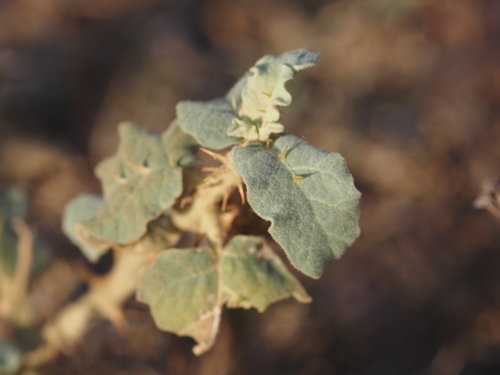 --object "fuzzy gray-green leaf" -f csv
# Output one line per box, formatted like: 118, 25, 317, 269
227, 49, 320, 142
223, 235, 310, 311
137, 247, 220, 355
62, 194, 105, 262
76, 122, 183, 249
128, 215, 181, 254
176, 98, 240, 150
233, 135, 361, 278
138, 236, 311, 355
162, 121, 199, 167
